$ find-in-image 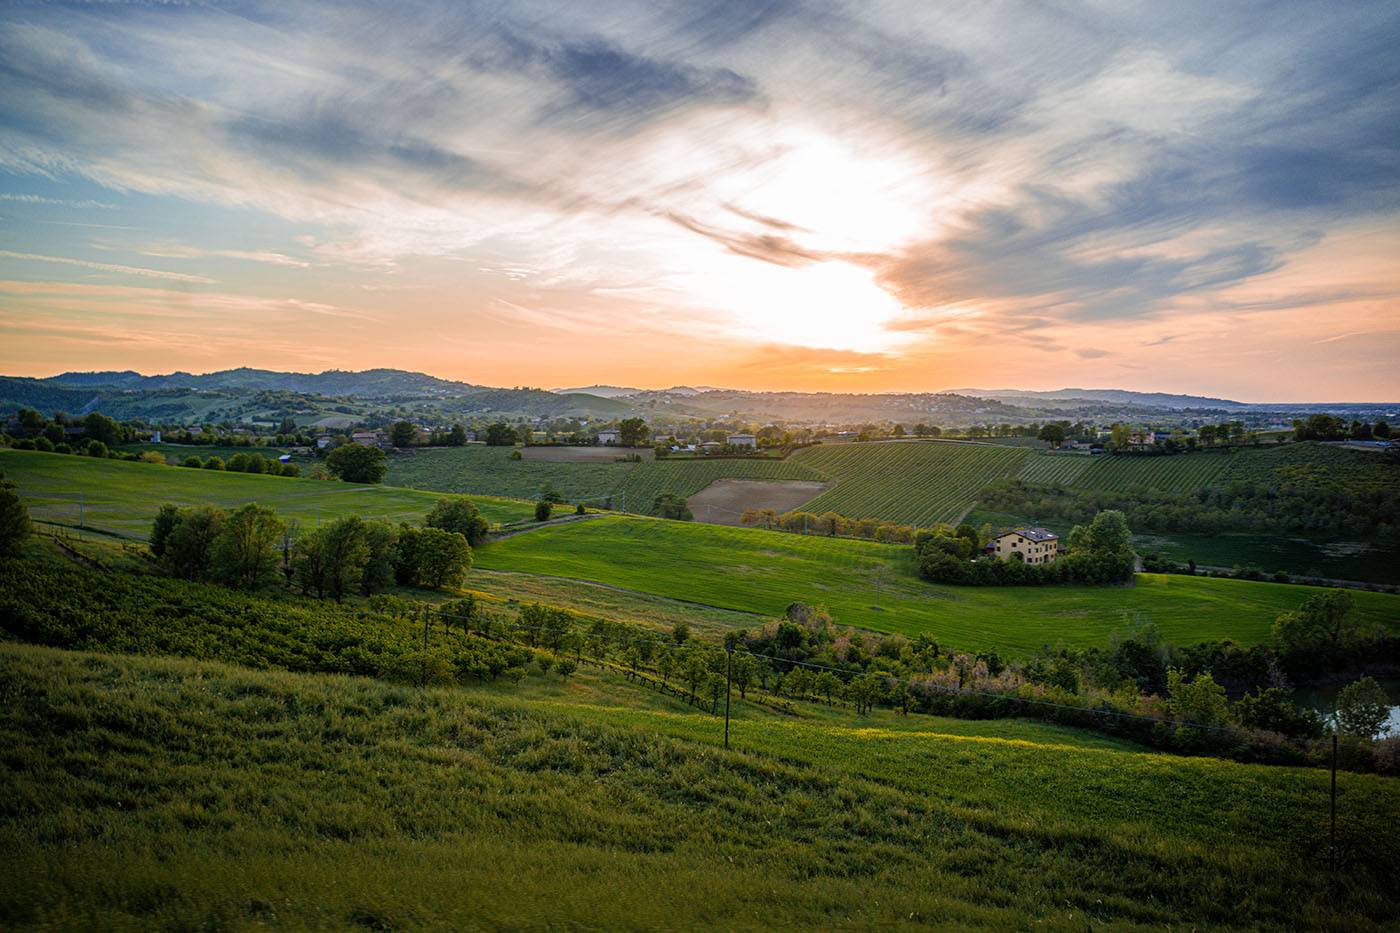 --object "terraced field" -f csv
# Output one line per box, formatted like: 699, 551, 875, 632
614, 458, 826, 512
1017, 452, 1095, 485
1068, 450, 1235, 492
790, 441, 1029, 525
